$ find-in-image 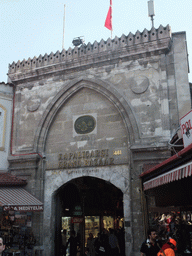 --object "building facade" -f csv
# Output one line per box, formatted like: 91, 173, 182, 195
7, 25, 191, 256
0, 82, 13, 172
